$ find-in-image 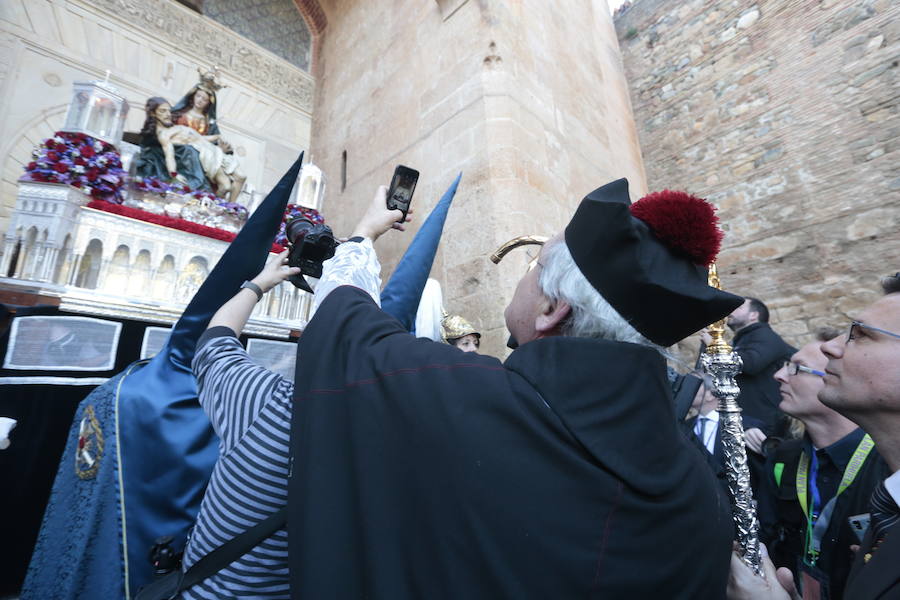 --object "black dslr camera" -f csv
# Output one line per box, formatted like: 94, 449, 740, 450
285, 217, 339, 293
